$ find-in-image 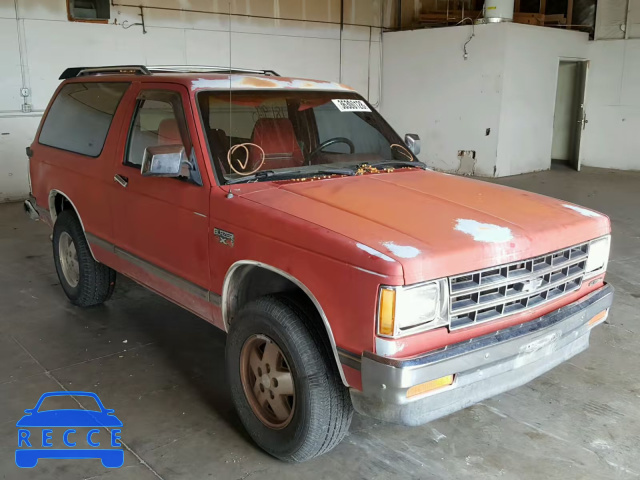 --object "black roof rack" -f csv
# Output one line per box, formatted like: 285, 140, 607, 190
59, 66, 151, 80
59, 65, 280, 80
148, 65, 280, 76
